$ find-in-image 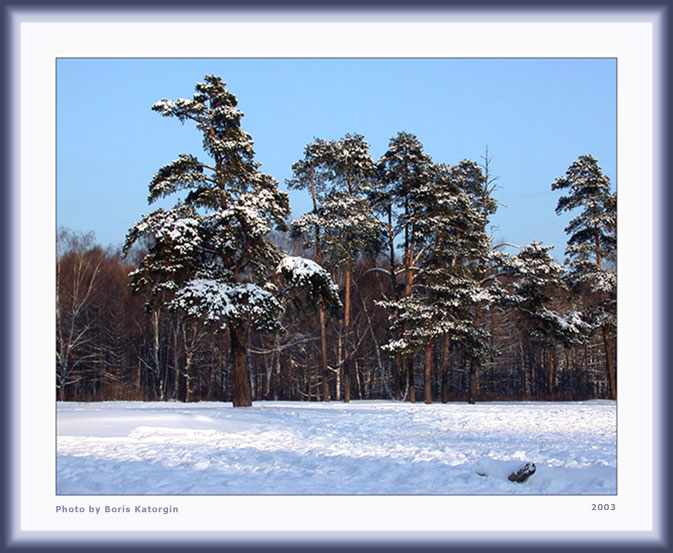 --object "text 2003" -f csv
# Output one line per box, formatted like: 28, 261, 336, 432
591, 504, 616, 511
